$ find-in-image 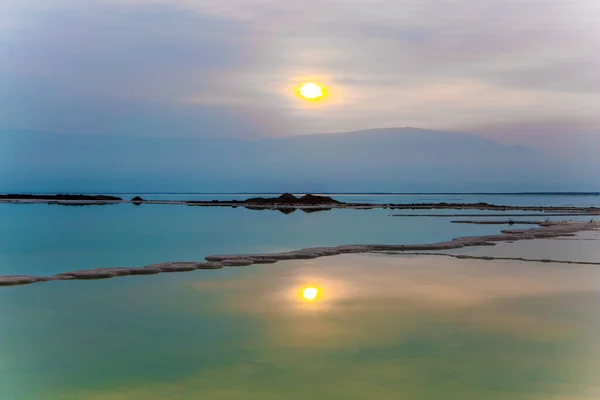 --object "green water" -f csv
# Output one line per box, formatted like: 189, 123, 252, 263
2, 252, 599, 399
